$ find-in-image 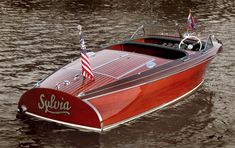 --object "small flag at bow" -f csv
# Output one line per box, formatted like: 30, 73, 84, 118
187, 9, 196, 30
77, 25, 95, 80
